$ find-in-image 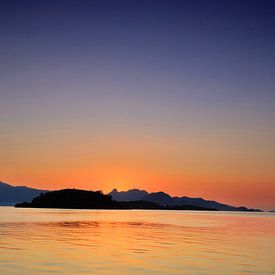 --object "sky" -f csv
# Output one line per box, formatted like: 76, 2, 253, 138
0, 0, 274, 210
